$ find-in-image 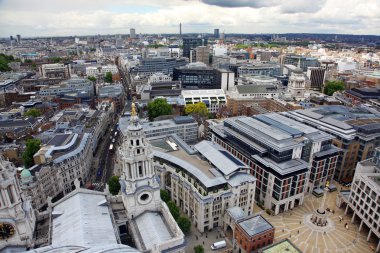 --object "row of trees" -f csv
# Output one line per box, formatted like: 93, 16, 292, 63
160, 189, 191, 234
147, 98, 210, 122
